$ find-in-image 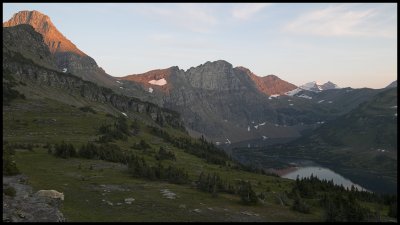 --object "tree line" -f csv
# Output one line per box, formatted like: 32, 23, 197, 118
46, 141, 188, 185
196, 171, 258, 205
290, 174, 397, 221
149, 126, 230, 166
